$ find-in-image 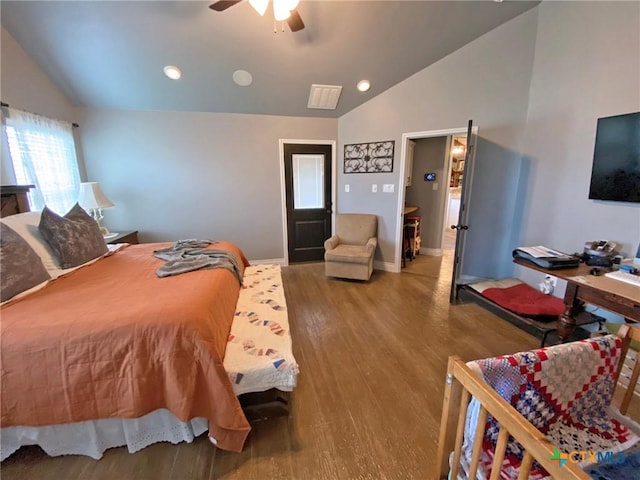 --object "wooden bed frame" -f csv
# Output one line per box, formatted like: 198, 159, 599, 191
436, 324, 640, 479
